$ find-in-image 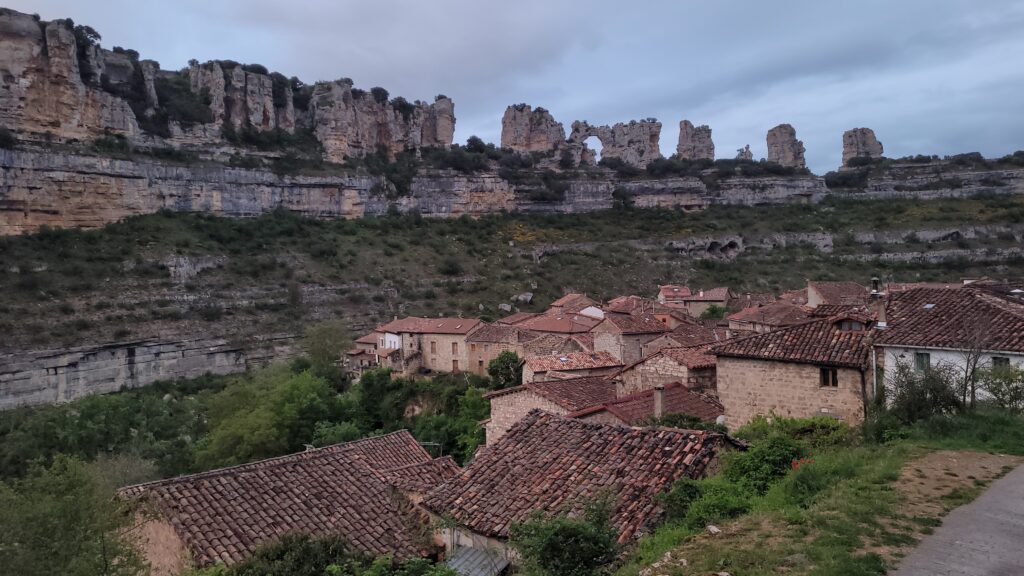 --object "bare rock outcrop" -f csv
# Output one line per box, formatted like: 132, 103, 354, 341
501, 104, 565, 153
842, 128, 883, 166
766, 123, 805, 168
568, 119, 662, 168
422, 95, 456, 149
676, 120, 714, 160
188, 61, 226, 123
736, 145, 753, 161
